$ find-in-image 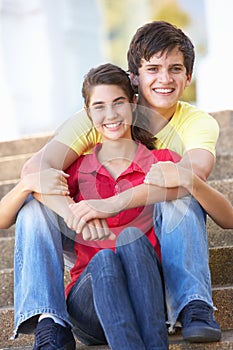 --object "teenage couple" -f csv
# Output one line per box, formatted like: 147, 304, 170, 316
1, 21, 233, 350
